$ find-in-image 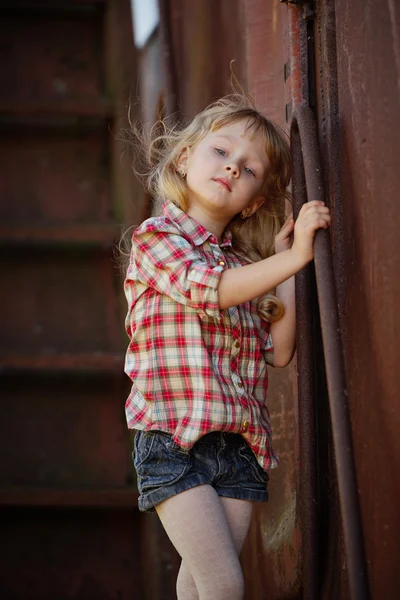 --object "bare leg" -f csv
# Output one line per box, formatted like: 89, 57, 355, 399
156, 485, 253, 600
